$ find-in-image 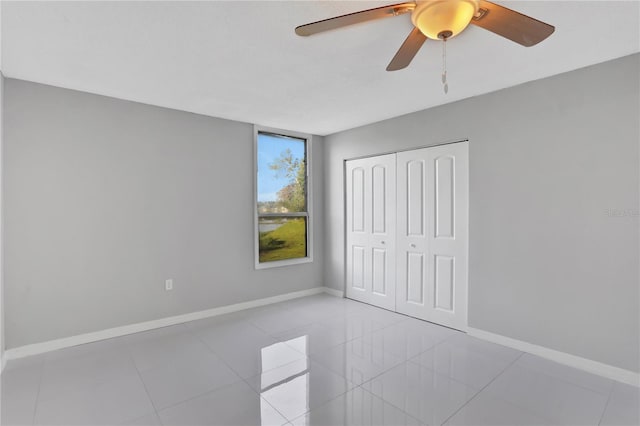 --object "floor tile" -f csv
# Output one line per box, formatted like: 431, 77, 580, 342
300, 296, 390, 322
246, 358, 356, 421
444, 391, 554, 425
3, 355, 47, 372
129, 332, 214, 372
291, 387, 423, 426
443, 333, 522, 363
239, 304, 289, 323
183, 310, 252, 332
600, 382, 640, 426
1, 359, 44, 425
326, 299, 386, 318
318, 310, 402, 341
483, 363, 609, 425
283, 297, 362, 320
362, 361, 479, 426
515, 353, 614, 395
195, 320, 277, 353
138, 350, 241, 409
248, 309, 317, 336
215, 338, 307, 379
394, 317, 461, 343
274, 323, 353, 356
356, 307, 407, 326
362, 320, 455, 361
277, 294, 343, 310
118, 324, 189, 345
38, 348, 139, 402
33, 373, 154, 425
3, 295, 630, 426
310, 339, 403, 386
43, 338, 131, 364
285, 307, 345, 328
157, 381, 288, 426
120, 411, 162, 425
410, 339, 514, 389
